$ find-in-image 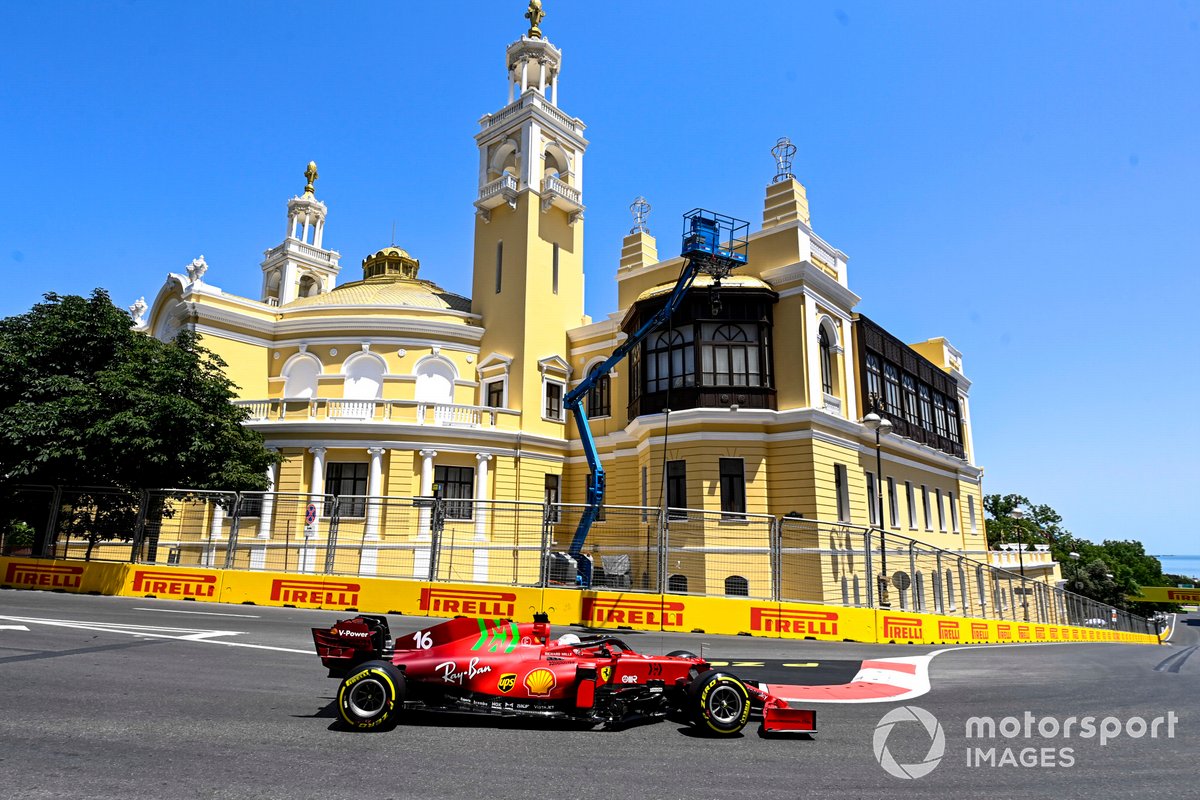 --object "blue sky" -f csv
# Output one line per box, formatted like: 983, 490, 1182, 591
2, 2, 1197, 553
